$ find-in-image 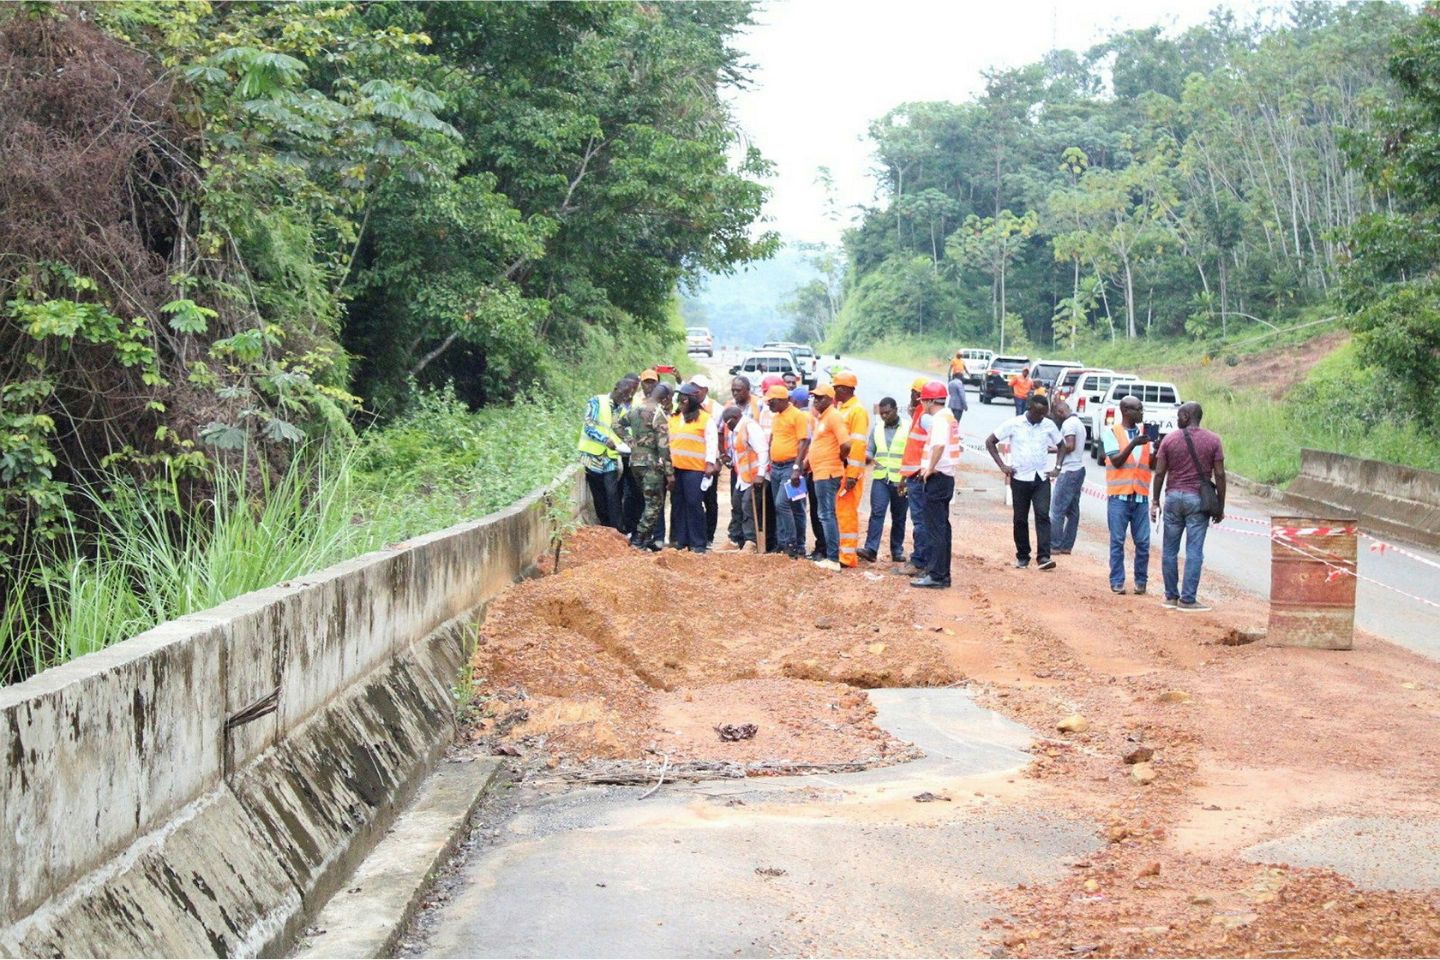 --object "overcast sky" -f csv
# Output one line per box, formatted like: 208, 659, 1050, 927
729, 0, 1272, 245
